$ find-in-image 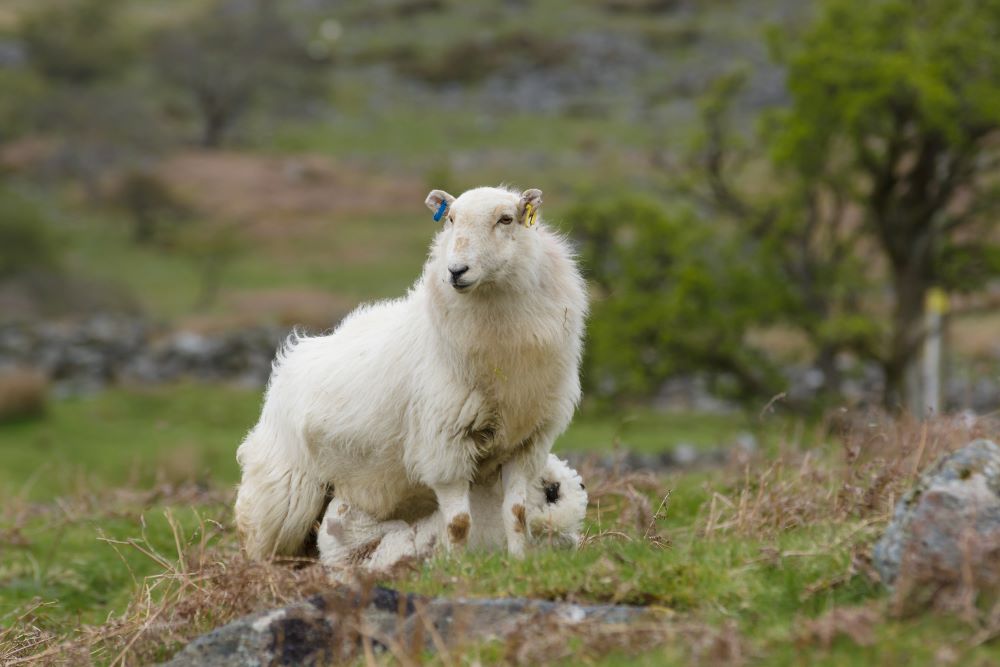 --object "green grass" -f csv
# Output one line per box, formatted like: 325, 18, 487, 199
0, 383, 259, 500
25, 189, 432, 319
3, 385, 1000, 664
564, 408, 759, 452
262, 108, 659, 166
